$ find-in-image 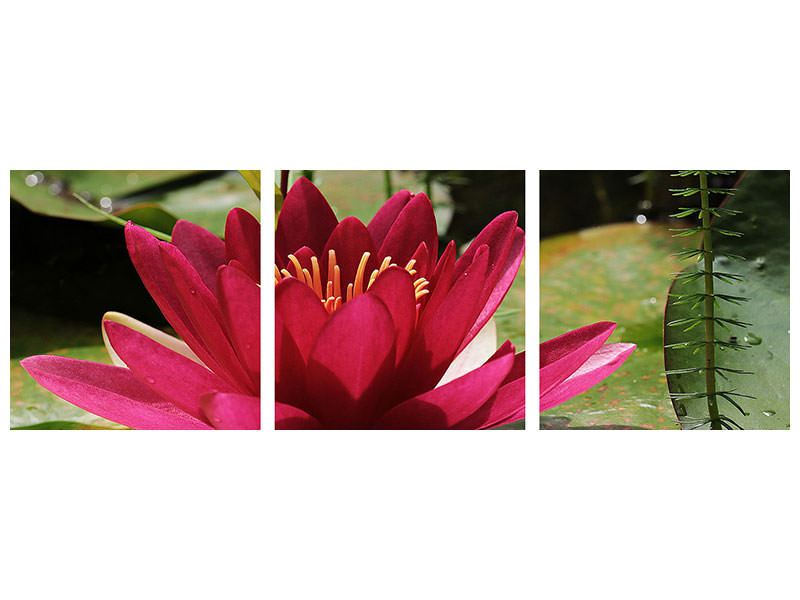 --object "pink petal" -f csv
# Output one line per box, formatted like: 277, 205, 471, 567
274, 277, 329, 362
401, 245, 489, 396
374, 342, 516, 429
276, 403, 323, 429
104, 320, 237, 422
200, 393, 260, 430
320, 216, 378, 287
452, 212, 518, 284
366, 266, 416, 366
20, 355, 212, 430
408, 241, 430, 280
458, 226, 525, 352
367, 189, 413, 249
476, 378, 526, 429
540, 321, 617, 397
276, 177, 338, 261
125, 222, 201, 350
275, 312, 309, 408
417, 240, 456, 330
377, 193, 438, 275
217, 265, 261, 392
225, 208, 261, 283
306, 295, 396, 428
171, 219, 226, 294
540, 342, 636, 412
160, 242, 254, 393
